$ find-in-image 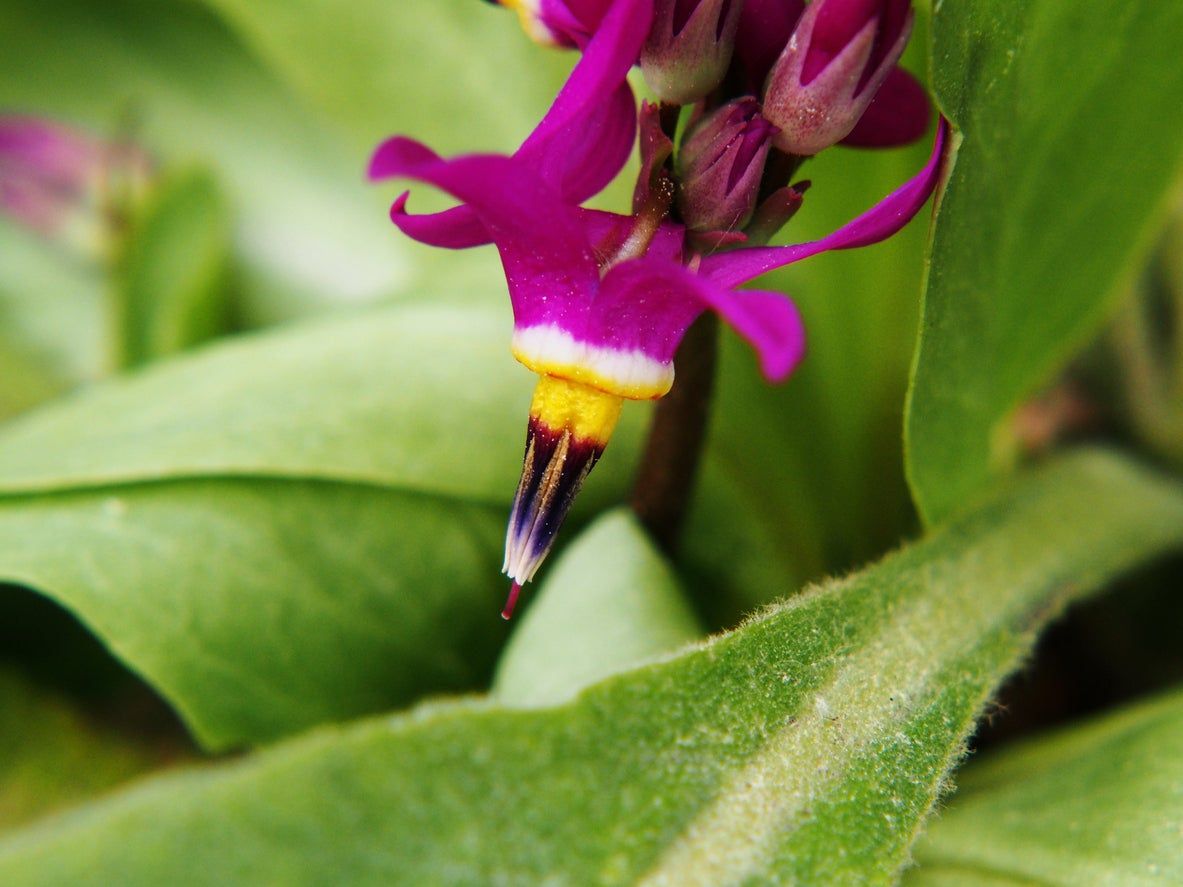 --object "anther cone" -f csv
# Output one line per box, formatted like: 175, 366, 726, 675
500, 374, 623, 616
